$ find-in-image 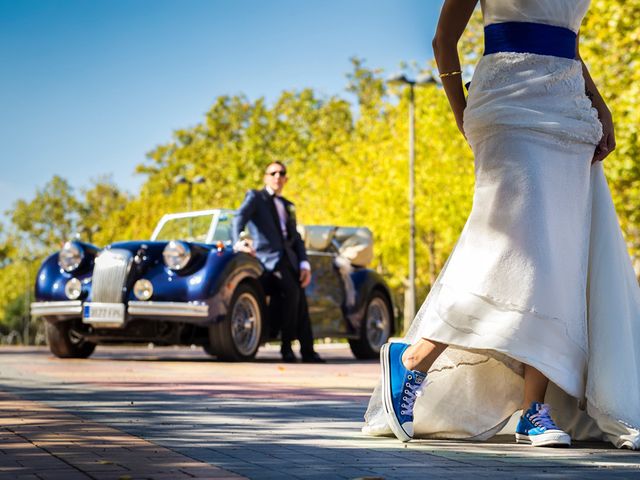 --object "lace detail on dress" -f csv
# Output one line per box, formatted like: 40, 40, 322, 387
464, 52, 603, 148
473, 51, 570, 90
